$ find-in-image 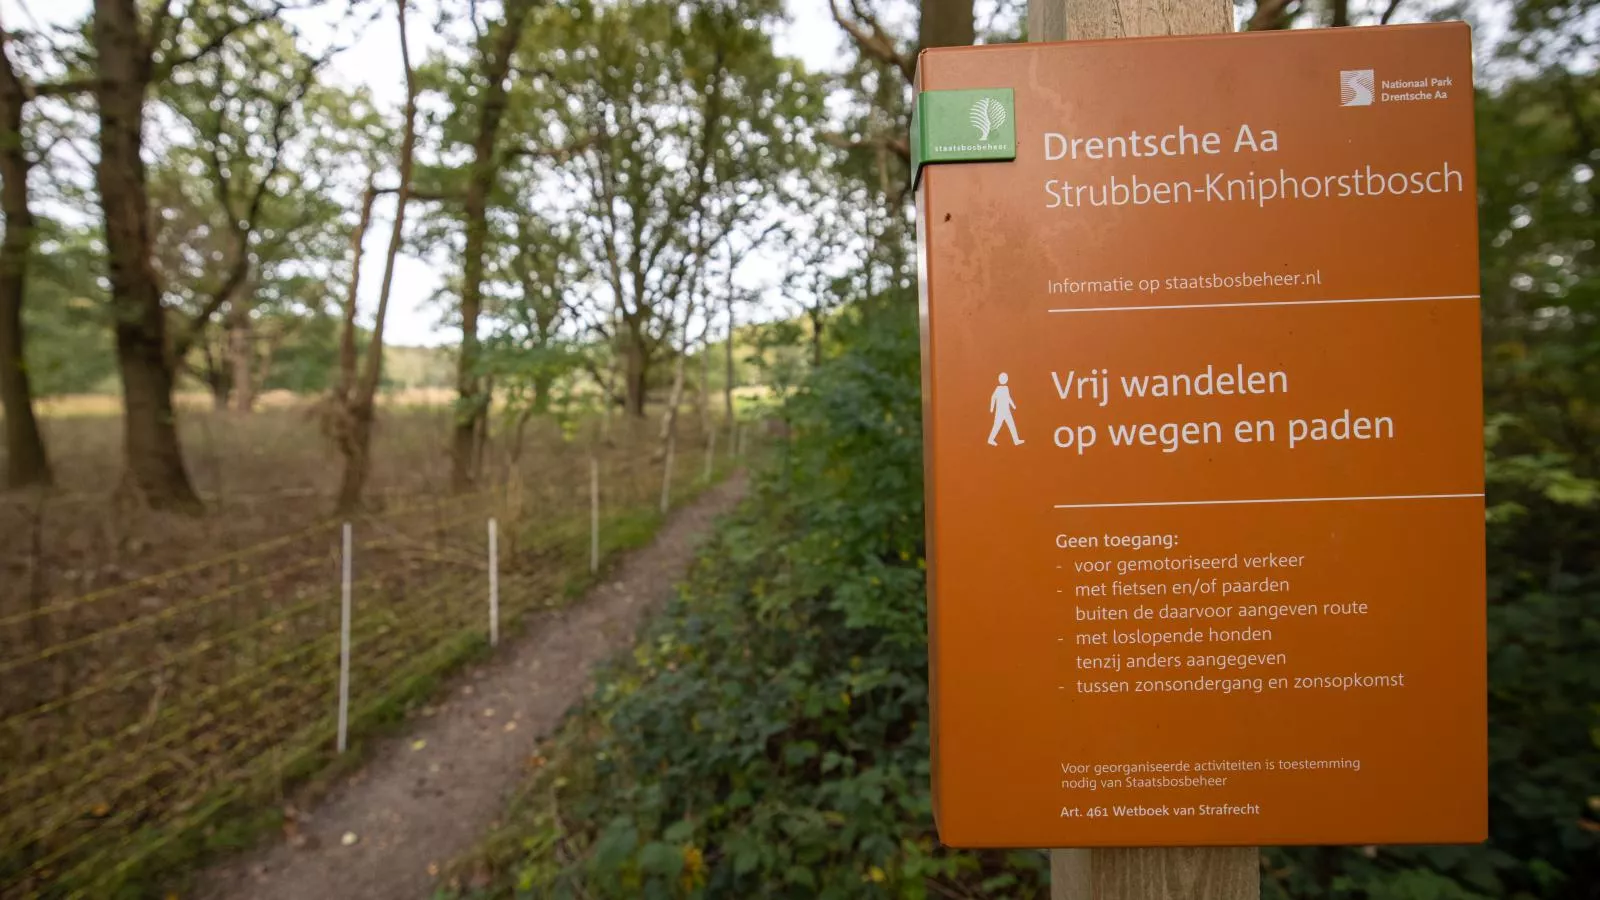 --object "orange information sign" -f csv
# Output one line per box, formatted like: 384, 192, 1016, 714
916, 23, 1485, 848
